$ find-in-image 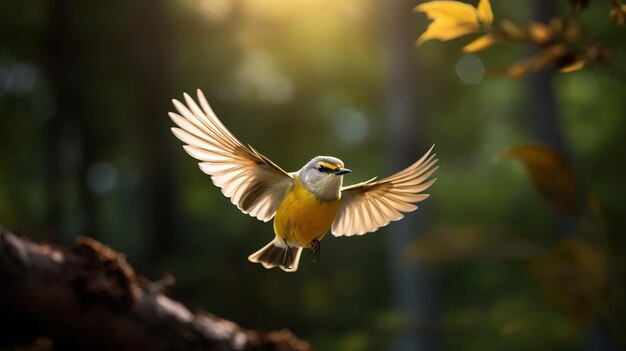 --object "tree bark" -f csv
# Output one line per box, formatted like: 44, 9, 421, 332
382, 0, 438, 350
0, 228, 311, 351
124, 0, 179, 261
44, 0, 96, 241
529, 1, 619, 349
528, 0, 568, 154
